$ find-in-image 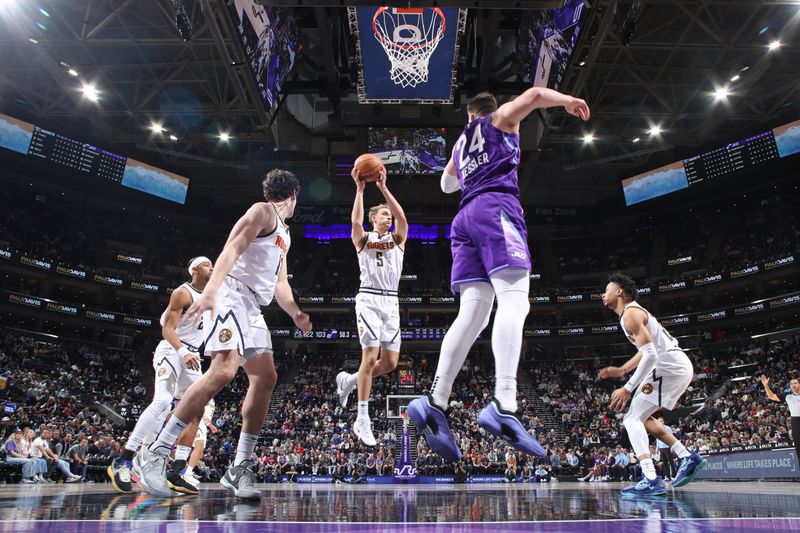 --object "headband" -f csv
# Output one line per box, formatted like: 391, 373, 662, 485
188, 256, 211, 275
